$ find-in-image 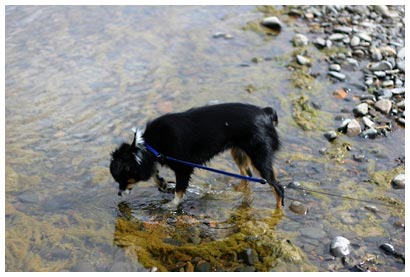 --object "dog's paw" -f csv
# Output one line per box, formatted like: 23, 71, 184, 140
163, 200, 180, 210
